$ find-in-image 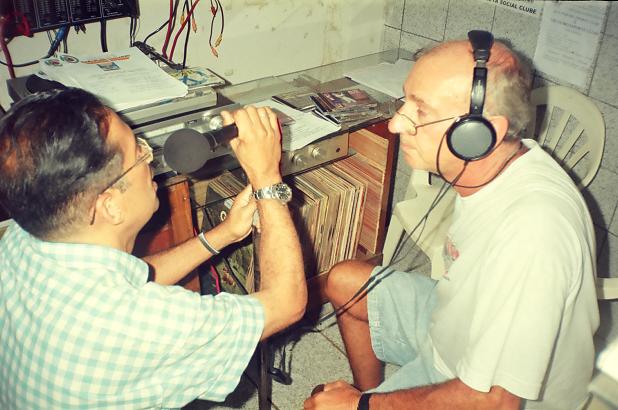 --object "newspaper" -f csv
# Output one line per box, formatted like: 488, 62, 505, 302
37, 47, 188, 111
